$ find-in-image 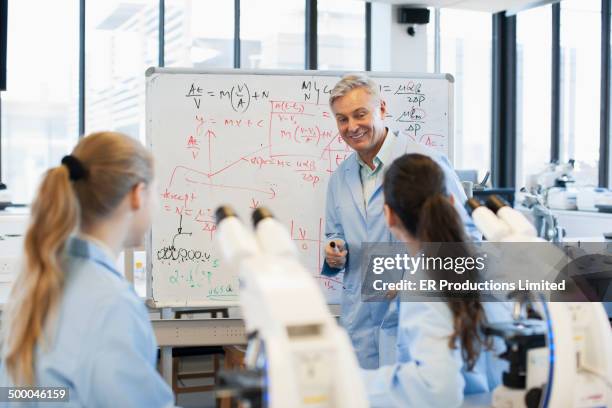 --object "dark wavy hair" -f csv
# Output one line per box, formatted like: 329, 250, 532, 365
383, 153, 486, 370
